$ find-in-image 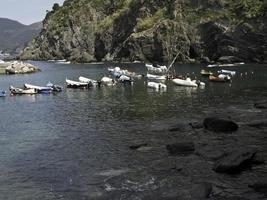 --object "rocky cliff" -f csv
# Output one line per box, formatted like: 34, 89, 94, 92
20, 0, 267, 63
